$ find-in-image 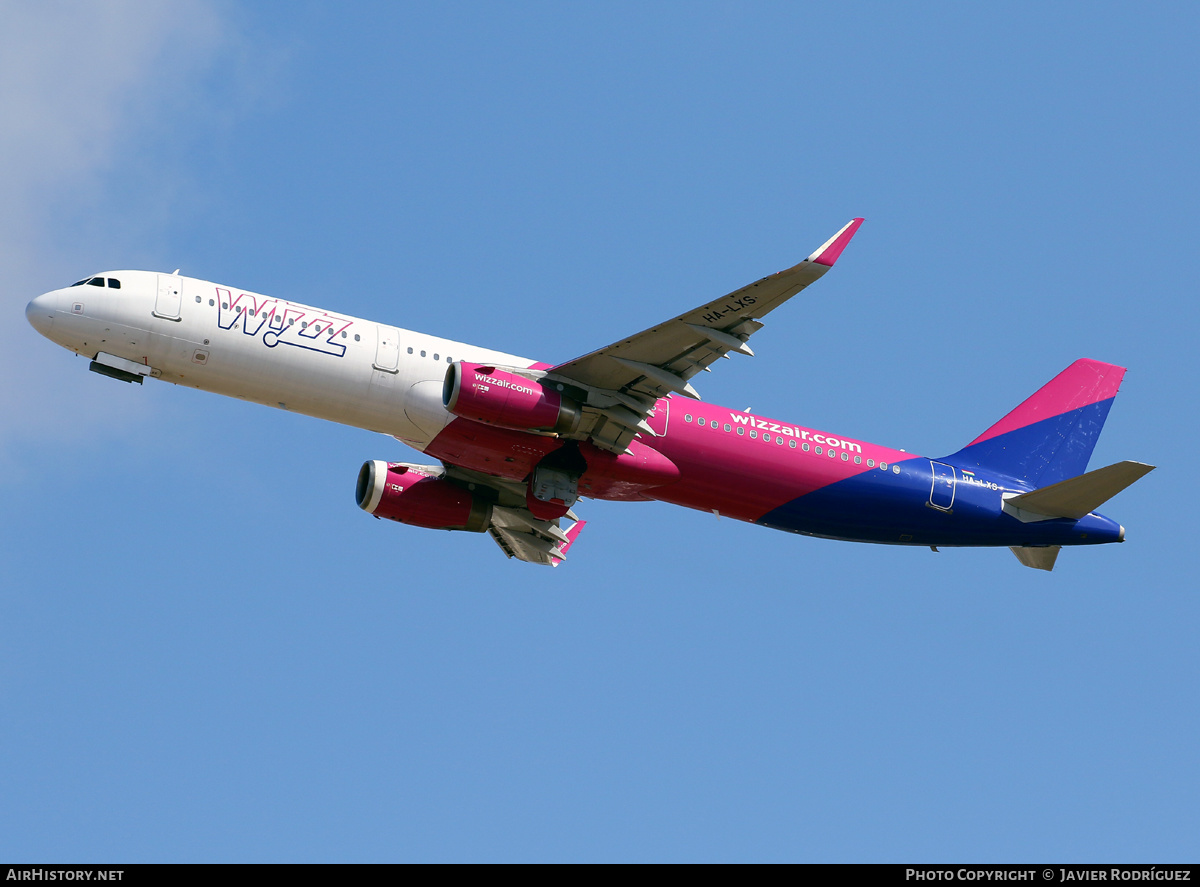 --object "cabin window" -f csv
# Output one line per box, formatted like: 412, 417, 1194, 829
750, 431, 757, 439
724, 424, 731, 432
854, 455, 861, 464
803, 443, 810, 452
341, 331, 347, 338
867, 459, 874, 467
814, 445, 821, 454
893, 465, 900, 474
209, 299, 215, 306
697, 417, 706, 426
789, 439, 796, 448
354, 334, 361, 341
420, 350, 426, 357
736, 427, 744, 435
840, 452, 848, 461
880, 462, 888, 470
195, 296, 201, 303
407, 347, 413, 354
433, 353, 439, 360
684, 414, 692, 422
